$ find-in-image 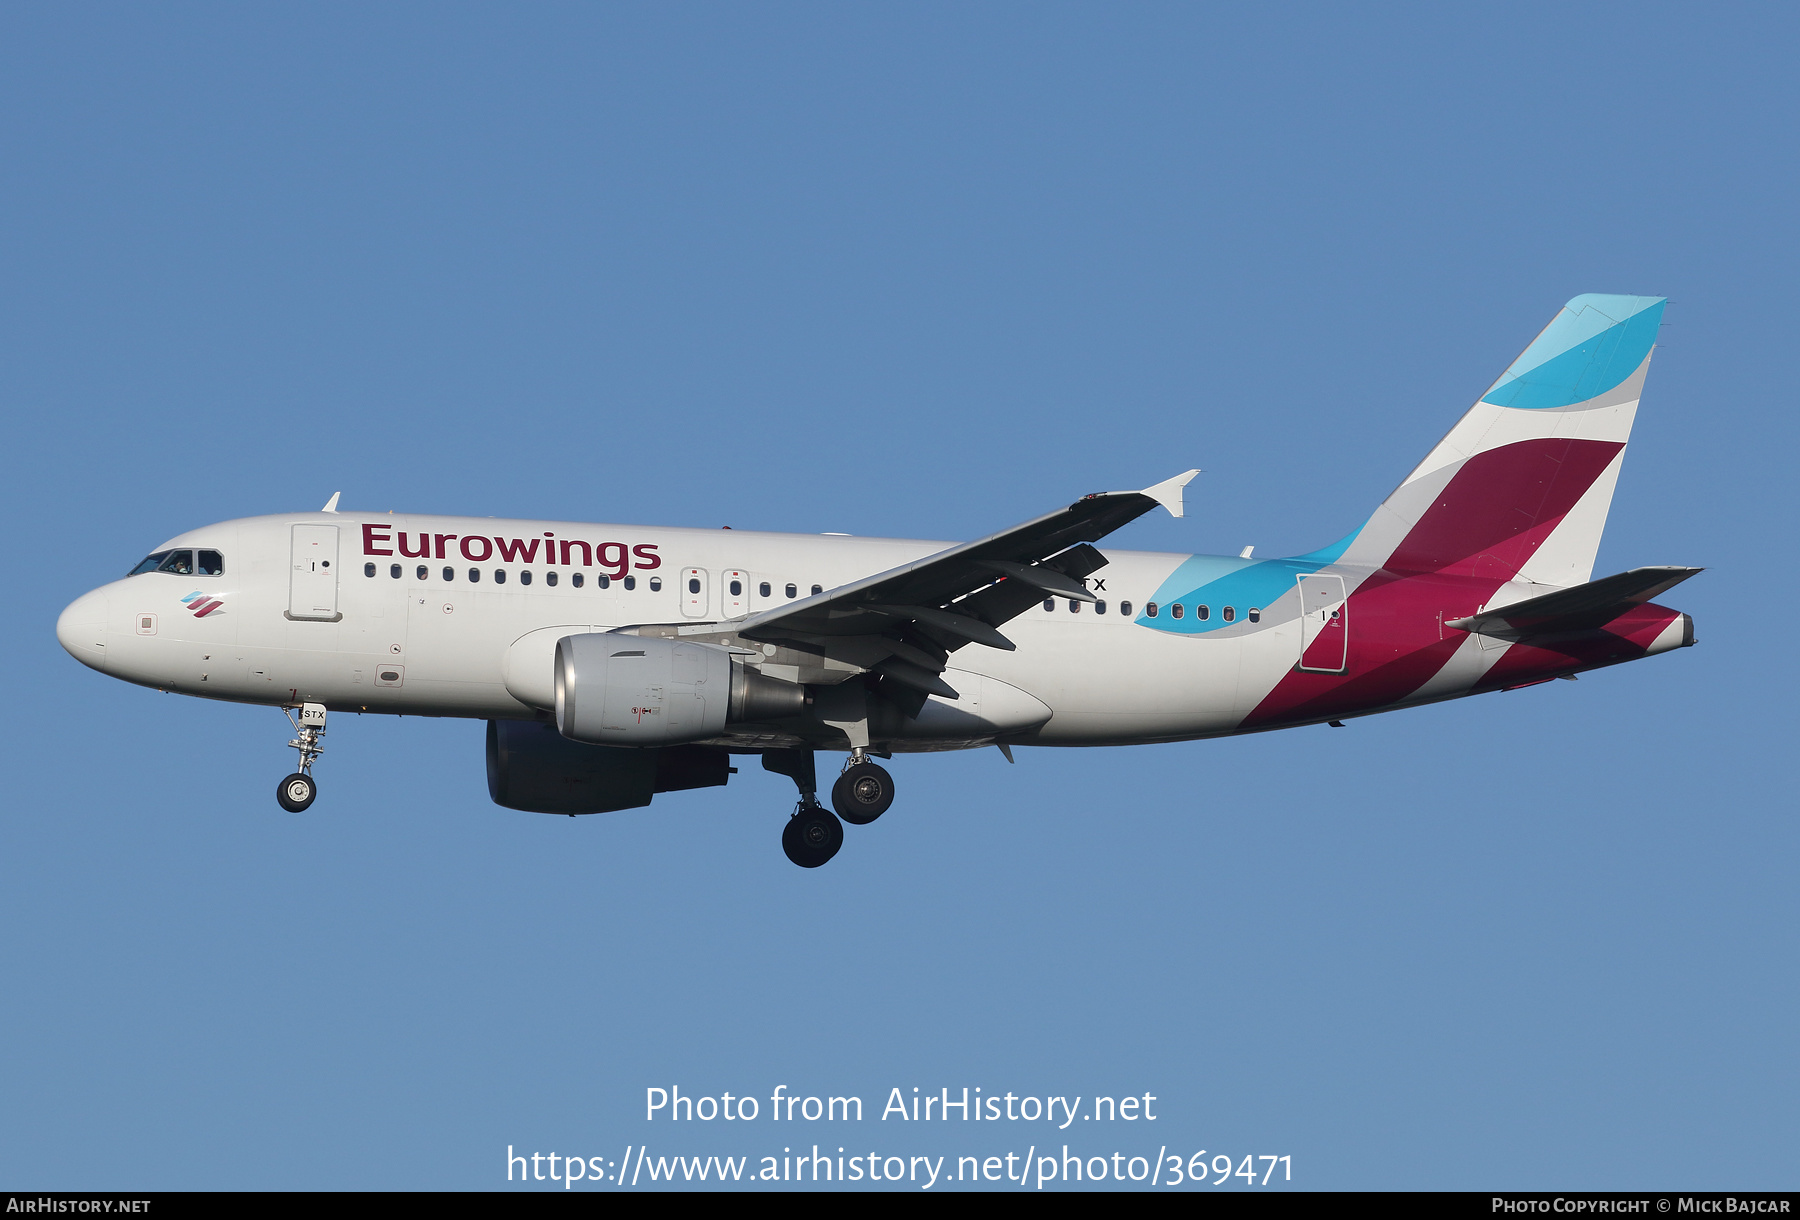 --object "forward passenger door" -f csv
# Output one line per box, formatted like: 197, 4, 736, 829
288, 525, 341, 621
